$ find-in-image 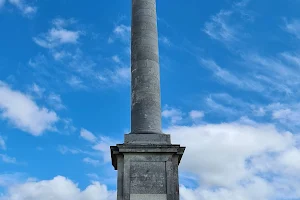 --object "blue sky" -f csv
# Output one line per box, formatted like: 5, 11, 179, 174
1, 0, 300, 199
